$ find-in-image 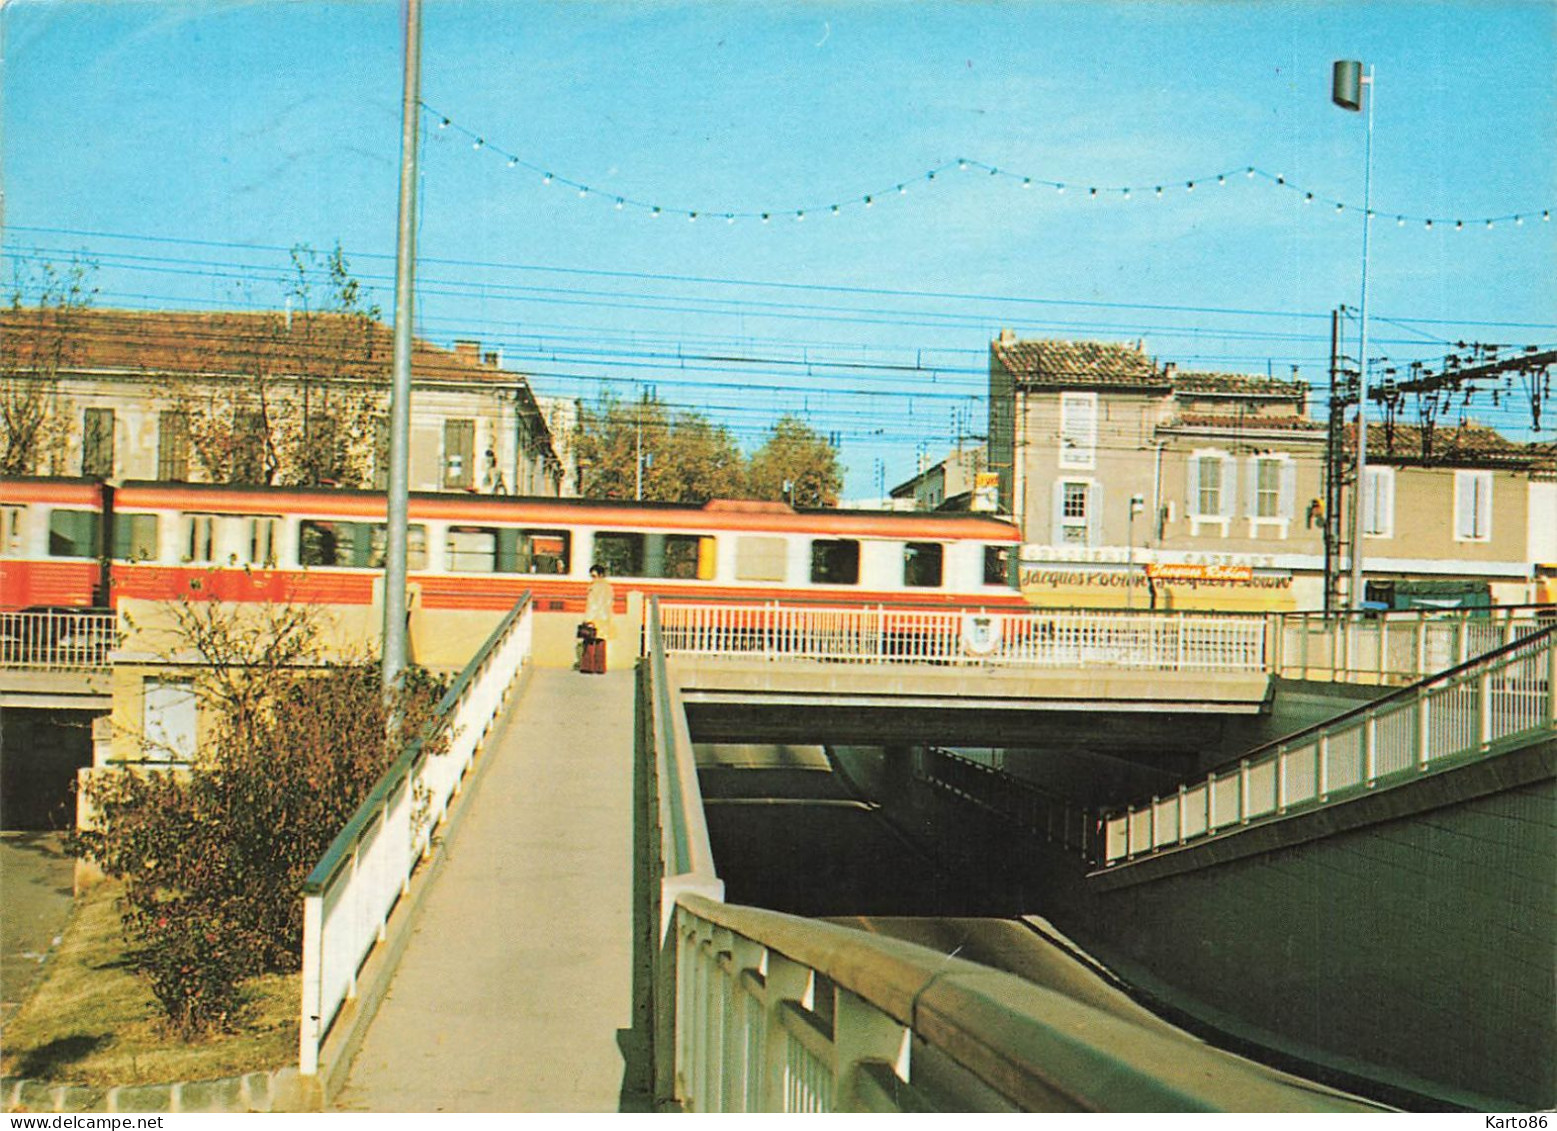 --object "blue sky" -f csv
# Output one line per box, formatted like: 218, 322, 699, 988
4, 1, 1554, 497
